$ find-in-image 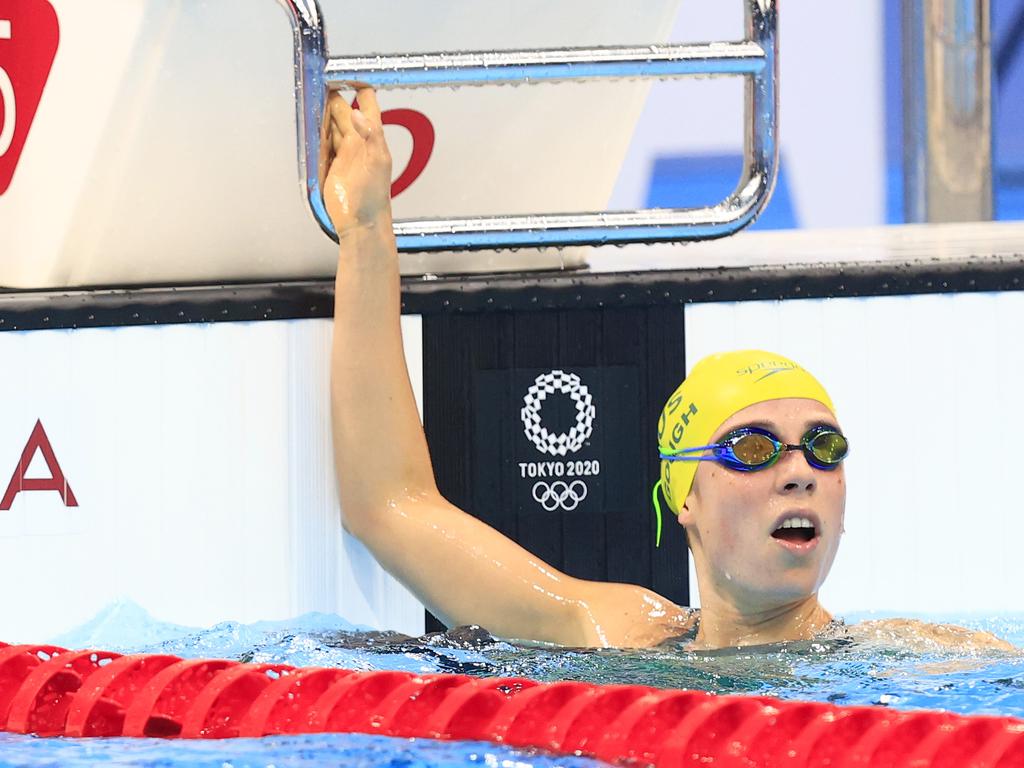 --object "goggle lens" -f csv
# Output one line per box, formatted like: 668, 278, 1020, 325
730, 433, 778, 467
807, 430, 848, 465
